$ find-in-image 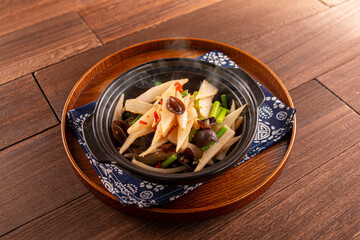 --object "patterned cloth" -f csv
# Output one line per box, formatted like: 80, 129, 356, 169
66, 51, 296, 207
